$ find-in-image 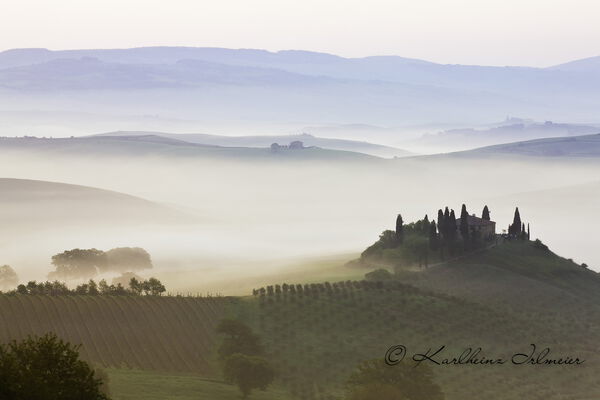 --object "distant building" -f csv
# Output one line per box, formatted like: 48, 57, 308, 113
456, 214, 496, 239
